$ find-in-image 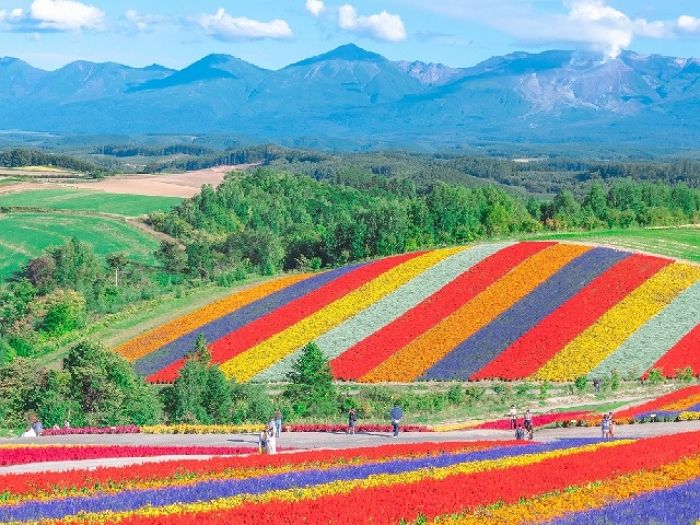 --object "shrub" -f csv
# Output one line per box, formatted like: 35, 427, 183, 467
574, 376, 588, 393
647, 368, 665, 386
675, 367, 695, 383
